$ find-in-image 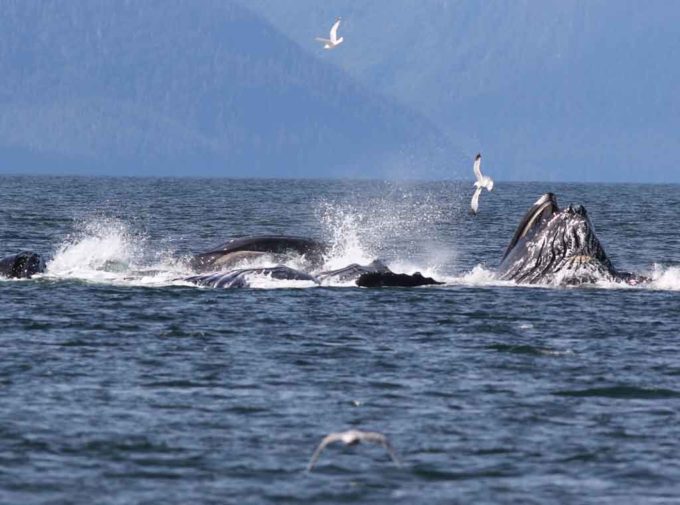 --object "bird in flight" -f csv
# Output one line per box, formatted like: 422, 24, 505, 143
316, 17, 344, 50
307, 429, 401, 471
470, 153, 494, 214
